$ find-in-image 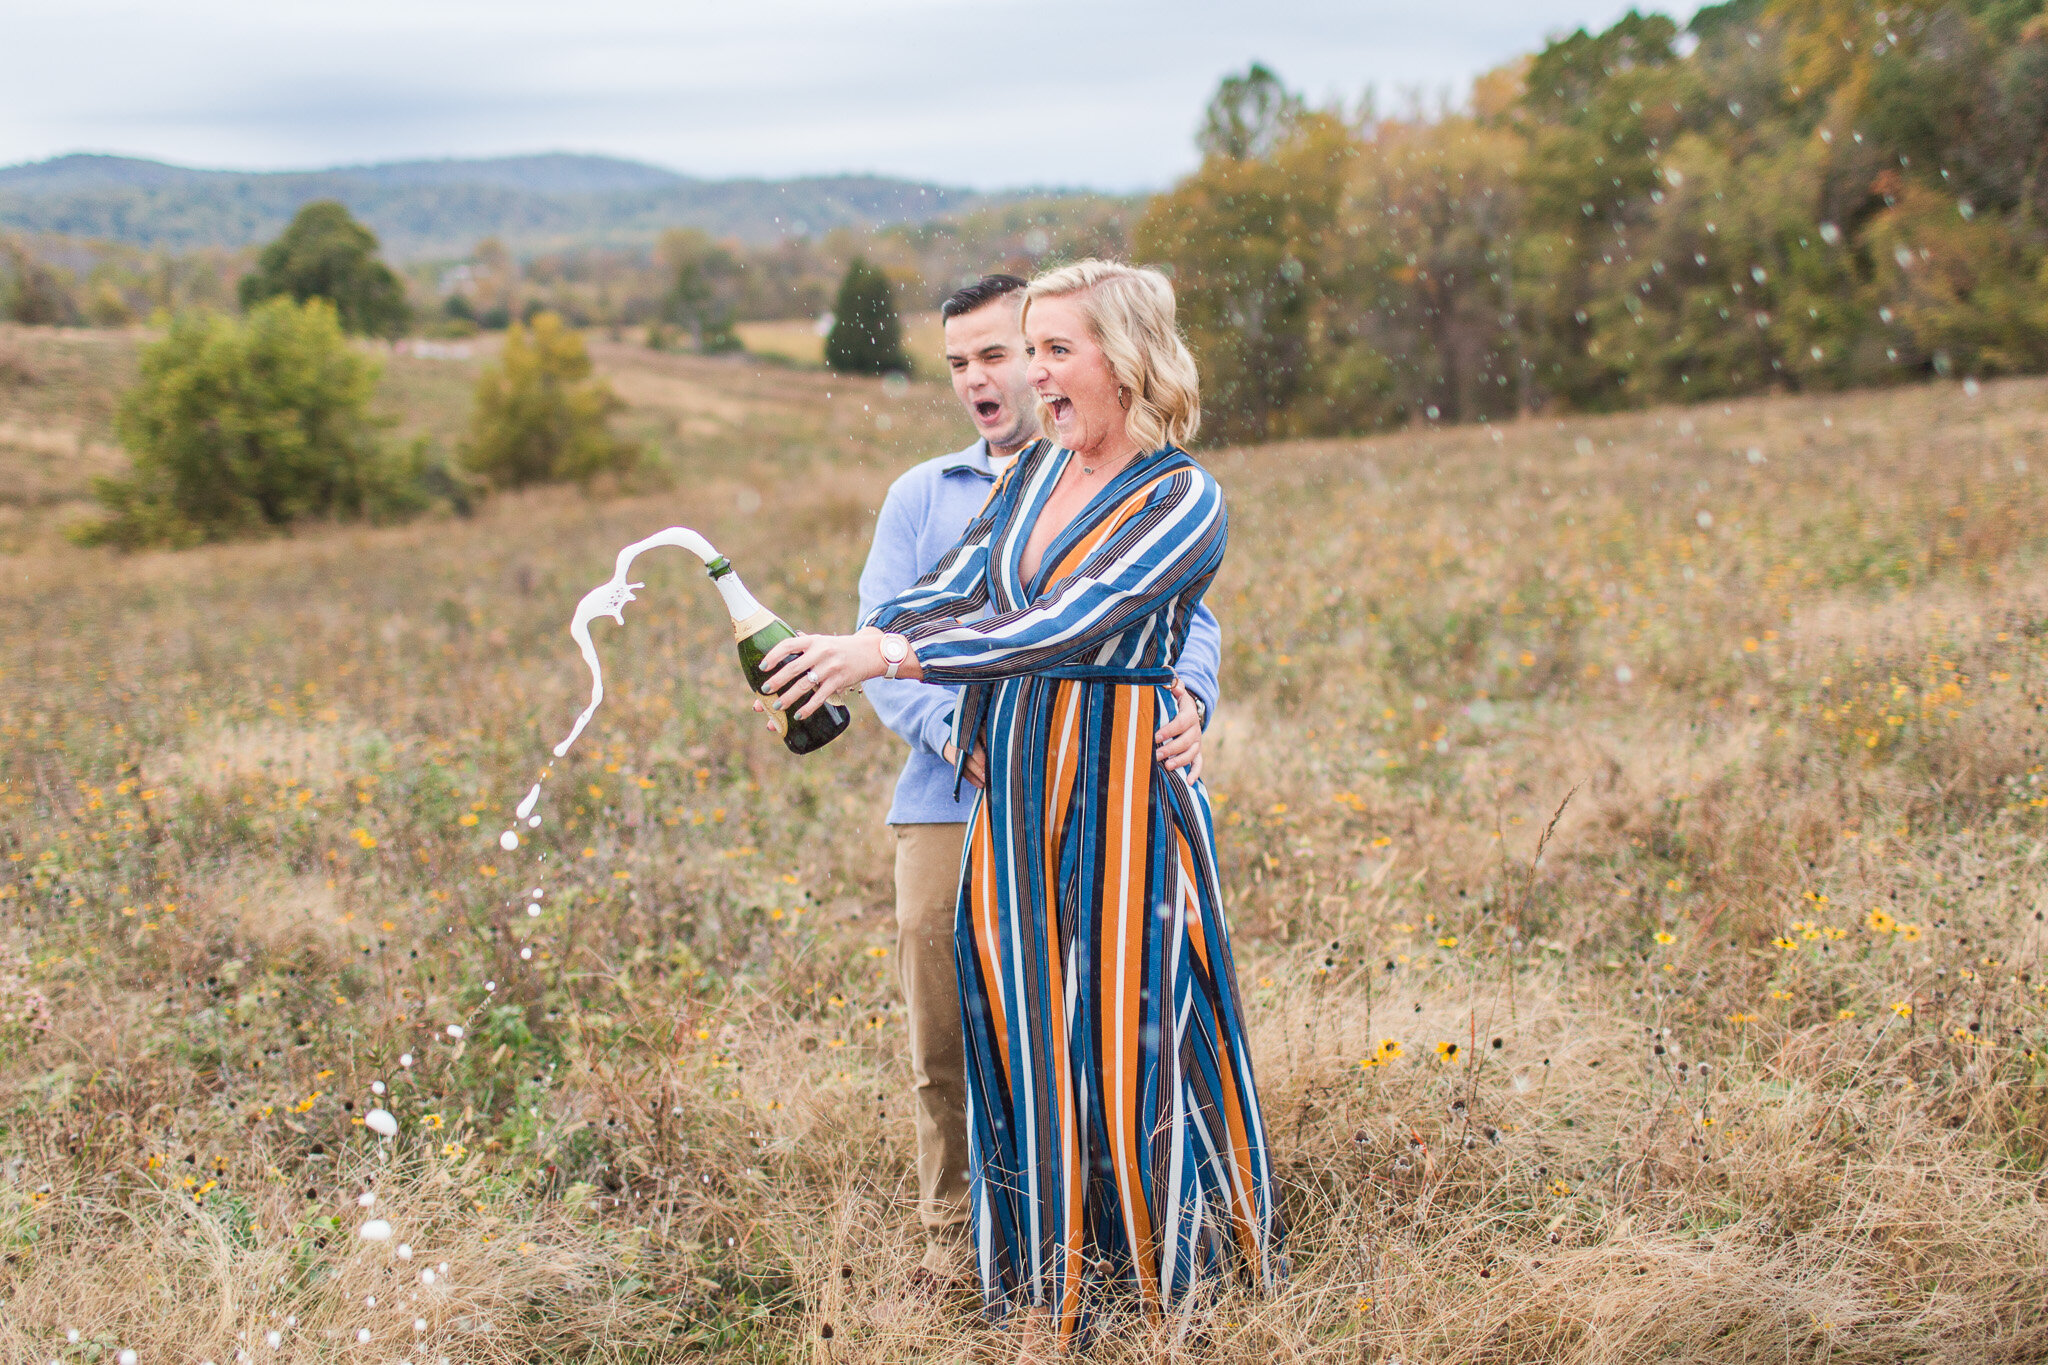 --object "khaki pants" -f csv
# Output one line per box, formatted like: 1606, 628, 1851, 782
892, 822, 971, 1274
